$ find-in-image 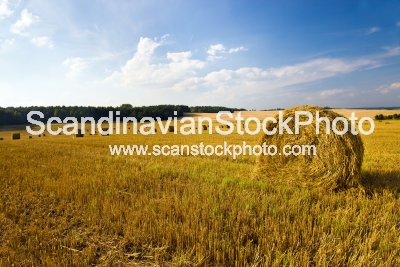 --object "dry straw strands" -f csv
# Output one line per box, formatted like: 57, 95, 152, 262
11, 133, 20, 140
253, 106, 364, 190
